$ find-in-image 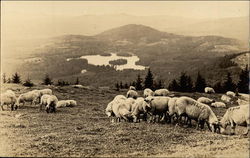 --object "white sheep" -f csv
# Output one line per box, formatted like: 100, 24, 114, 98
0, 90, 17, 111
143, 88, 154, 98
175, 96, 219, 132
17, 90, 40, 107
226, 91, 235, 97
129, 86, 136, 91
131, 97, 151, 122
56, 100, 71, 108
40, 94, 58, 113
220, 104, 249, 135
168, 97, 179, 122
126, 90, 138, 99
197, 97, 215, 105
211, 102, 226, 108
221, 94, 232, 104
39, 89, 53, 95
154, 89, 170, 96
204, 87, 215, 94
